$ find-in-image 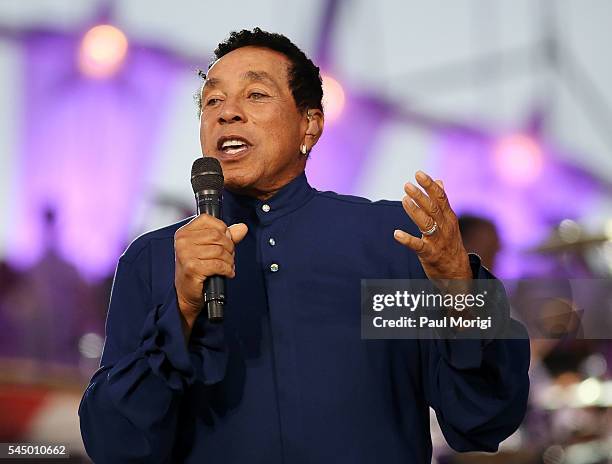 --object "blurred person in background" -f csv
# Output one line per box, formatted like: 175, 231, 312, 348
457, 214, 500, 272
79, 28, 530, 464
2, 207, 89, 363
